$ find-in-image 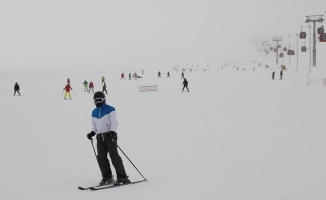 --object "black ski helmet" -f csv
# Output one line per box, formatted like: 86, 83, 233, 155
93, 91, 106, 107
